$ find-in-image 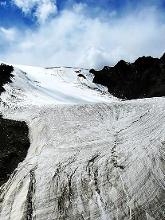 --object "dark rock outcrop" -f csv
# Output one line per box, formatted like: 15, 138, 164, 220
0, 63, 14, 95
0, 115, 30, 186
90, 53, 165, 99
78, 74, 86, 79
